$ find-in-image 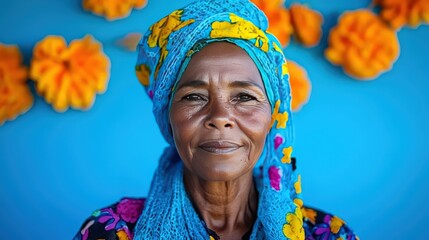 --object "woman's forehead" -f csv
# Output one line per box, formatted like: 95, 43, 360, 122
177, 42, 264, 87
188, 42, 252, 64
